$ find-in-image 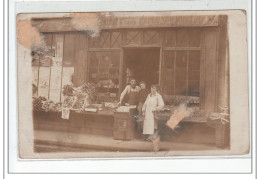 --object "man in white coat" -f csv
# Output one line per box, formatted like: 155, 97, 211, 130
142, 85, 164, 141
